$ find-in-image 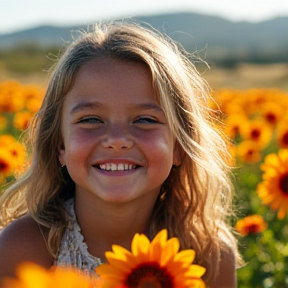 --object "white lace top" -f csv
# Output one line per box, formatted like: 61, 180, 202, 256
54, 198, 102, 274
